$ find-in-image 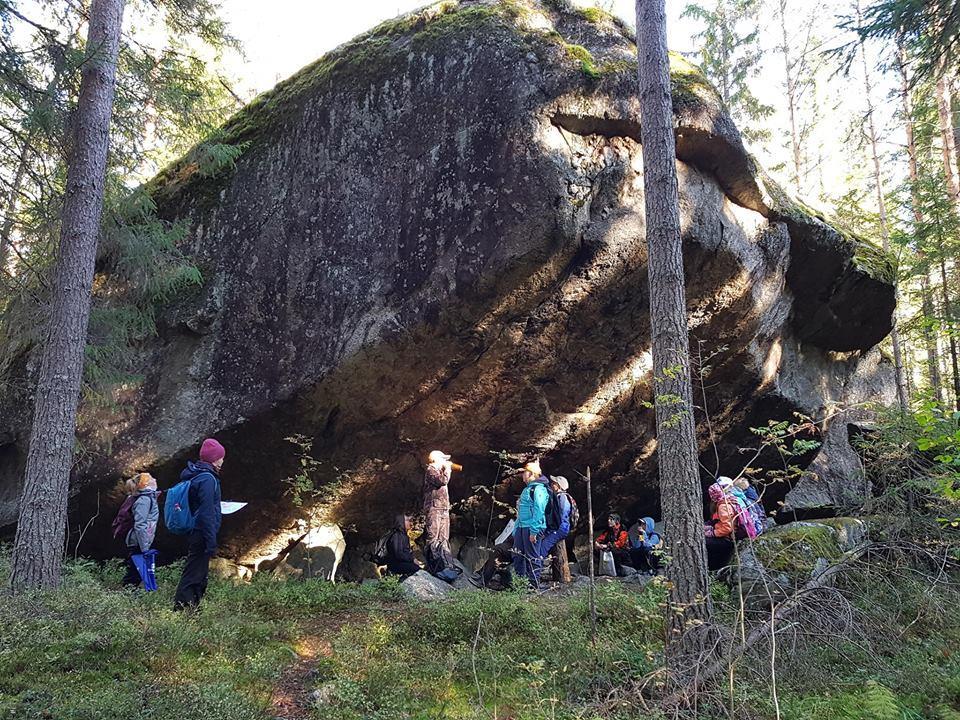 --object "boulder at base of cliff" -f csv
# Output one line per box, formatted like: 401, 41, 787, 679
274, 524, 346, 580
723, 518, 869, 609
400, 570, 456, 601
